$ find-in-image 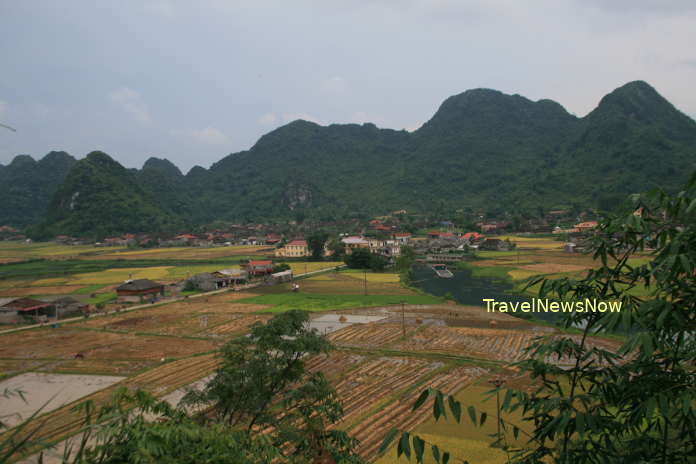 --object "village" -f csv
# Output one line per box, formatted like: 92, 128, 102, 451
0, 208, 601, 326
